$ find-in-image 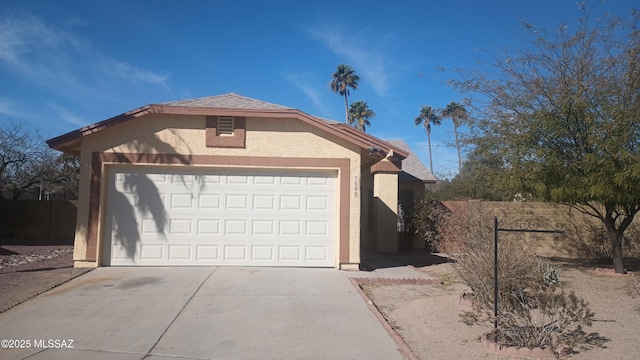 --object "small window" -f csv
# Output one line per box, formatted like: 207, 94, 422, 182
217, 116, 234, 136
